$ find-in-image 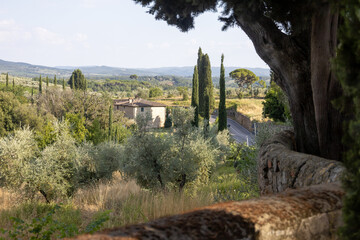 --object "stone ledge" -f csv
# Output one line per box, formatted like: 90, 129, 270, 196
258, 130, 345, 195
70, 184, 344, 240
